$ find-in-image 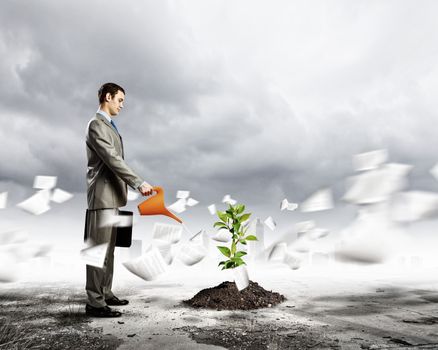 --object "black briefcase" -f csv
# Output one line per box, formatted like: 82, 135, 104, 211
115, 210, 133, 248
84, 210, 133, 248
